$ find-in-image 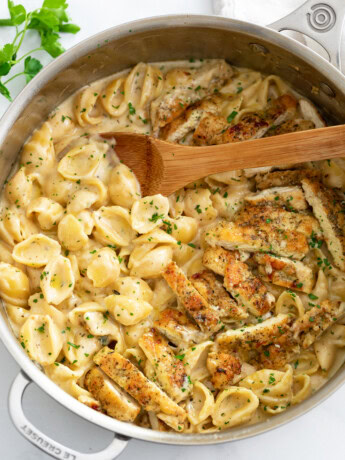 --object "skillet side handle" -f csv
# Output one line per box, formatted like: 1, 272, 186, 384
8, 371, 129, 460
269, 0, 345, 71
